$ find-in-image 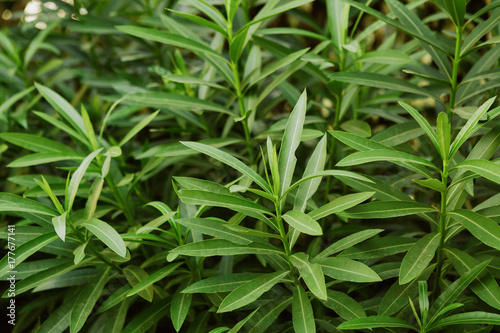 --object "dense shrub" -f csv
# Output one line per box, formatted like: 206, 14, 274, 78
1, 0, 500, 332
